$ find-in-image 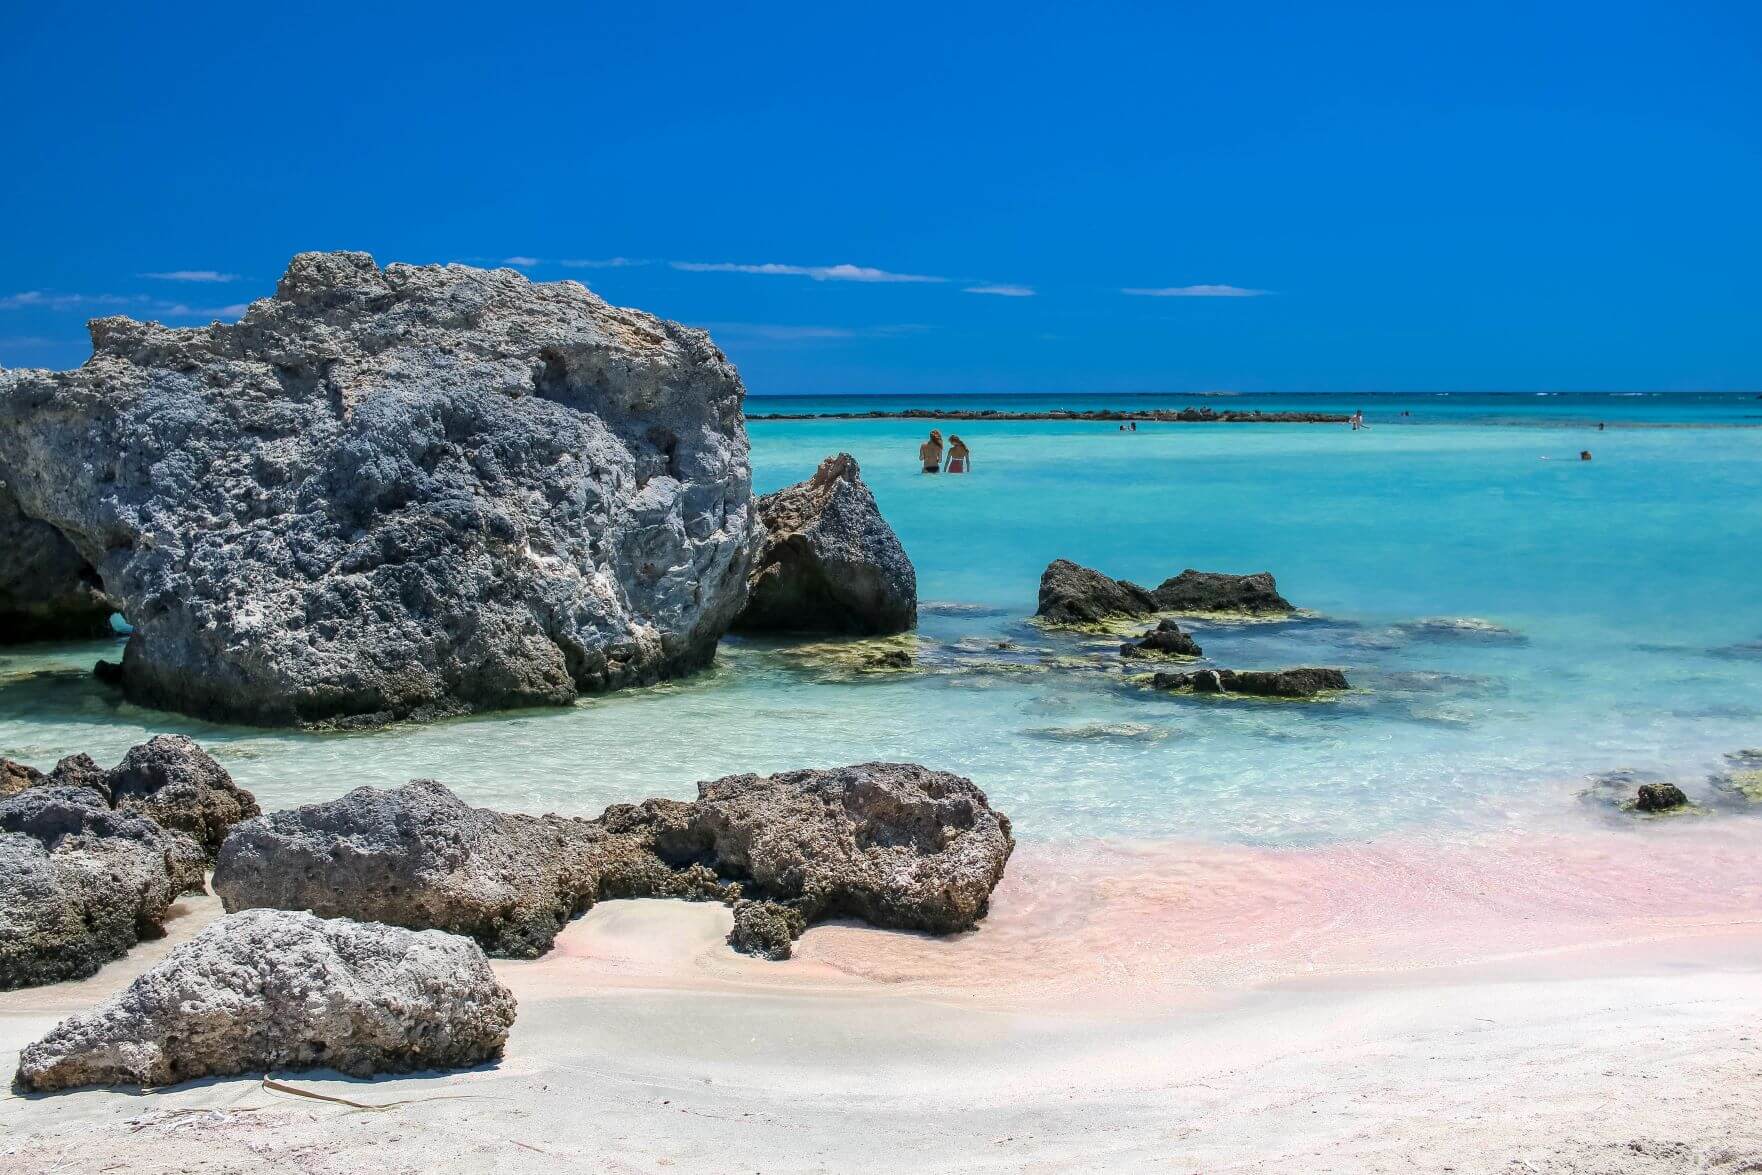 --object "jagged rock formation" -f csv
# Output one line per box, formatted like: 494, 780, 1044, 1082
0, 252, 753, 727
0, 485, 114, 642
1152, 667, 1349, 698
734, 453, 916, 635
1633, 782, 1688, 812
214, 763, 1013, 962
1152, 570, 1293, 616
1035, 560, 1157, 626
1, 735, 257, 860
1, 787, 206, 990
1120, 618, 1203, 659
15, 909, 516, 1091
